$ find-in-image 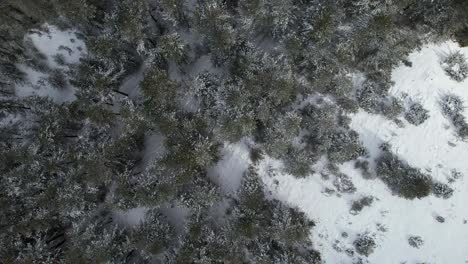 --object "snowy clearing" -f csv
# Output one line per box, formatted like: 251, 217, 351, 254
208, 140, 251, 195
15, 24, 86, 103
259, 41, 468, 264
